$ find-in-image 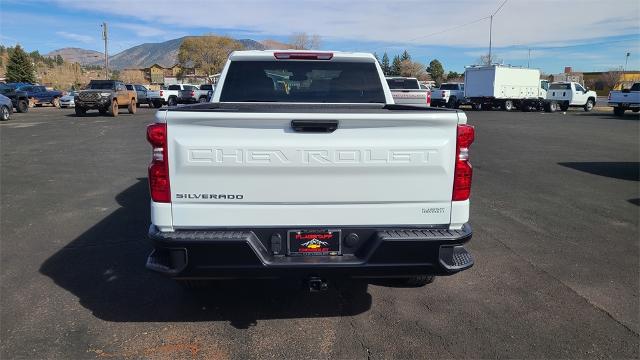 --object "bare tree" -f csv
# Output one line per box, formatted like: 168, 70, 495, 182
399, 60, 429, 80
477, 53, 503, 65
599, 68, 623, 90
288, 32, 321, 50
